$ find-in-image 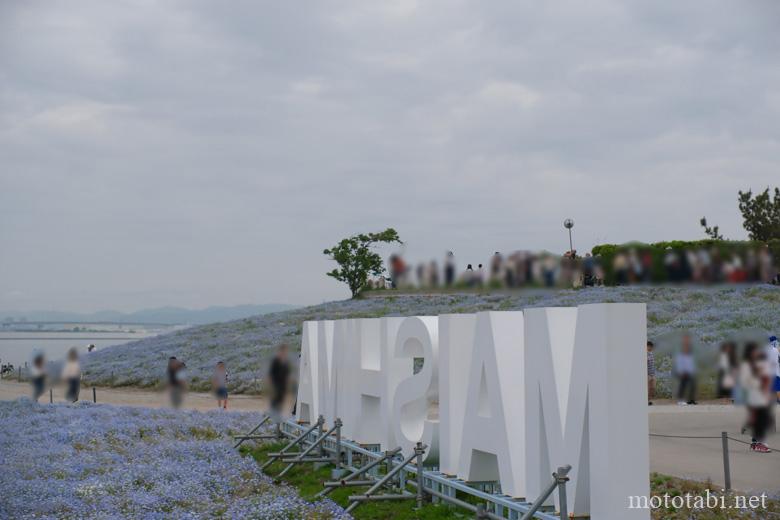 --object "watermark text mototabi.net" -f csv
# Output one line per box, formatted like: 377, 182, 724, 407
629, 490, 769, 510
